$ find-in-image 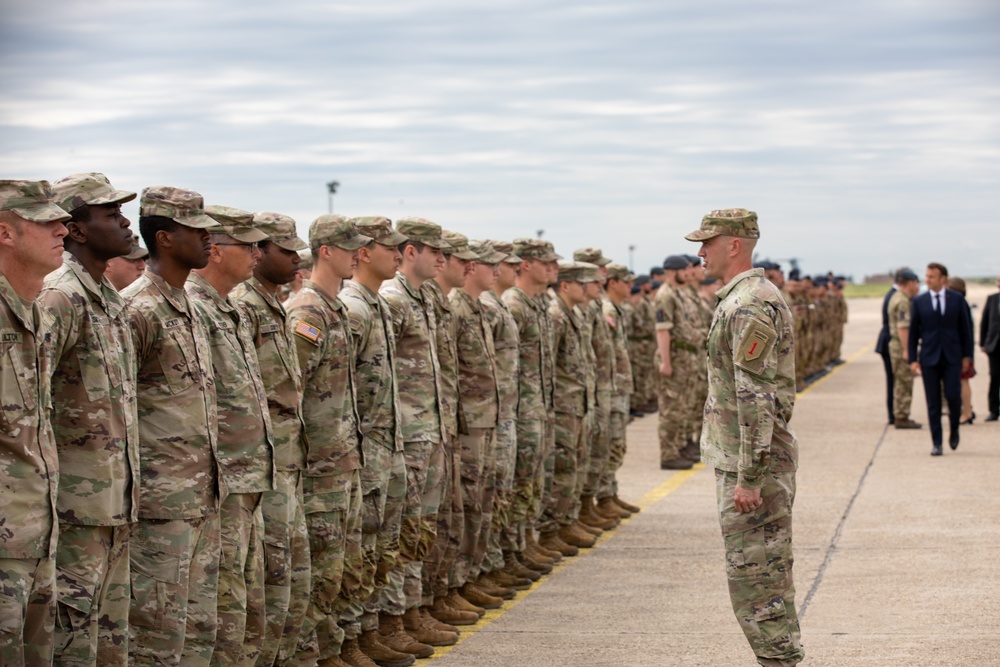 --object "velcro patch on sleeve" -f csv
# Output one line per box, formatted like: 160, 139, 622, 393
294, 320, 322, 345
734, 318, 776, 374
